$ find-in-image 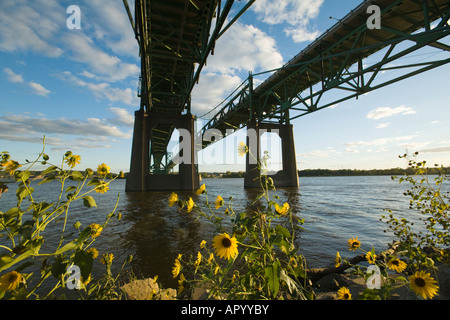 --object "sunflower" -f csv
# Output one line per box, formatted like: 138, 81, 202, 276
366, 251, 377, 264
347, 237, 361, 251
178, 274, 186, 294
172, 258, 181, 279
275, 202, 289, 215
65, 154, 81, 168
335, 252, 342, 268
337, 287, 352, 300
0, 271, 23, 293
3, 160, 21, 175
97, 163, 110, 176
101, 253, 114, 265
194, 252, 202, 269
196, 184, 206, 195
87, 247, 99, 259
168, 192, 178, 207
88, 223, 103, 238
186, 197, 194, 212
409, 270, 439, 299
215, 195, 224, 209
212, 233, 238, 260
387, 258, 407, 273
95, 182, 109, 194
237, 142, 248, 157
